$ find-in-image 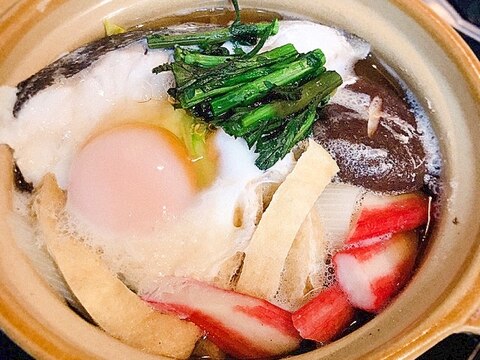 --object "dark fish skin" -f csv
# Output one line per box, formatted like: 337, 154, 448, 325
13, 31, 150, 117
13, 24, 218, 117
